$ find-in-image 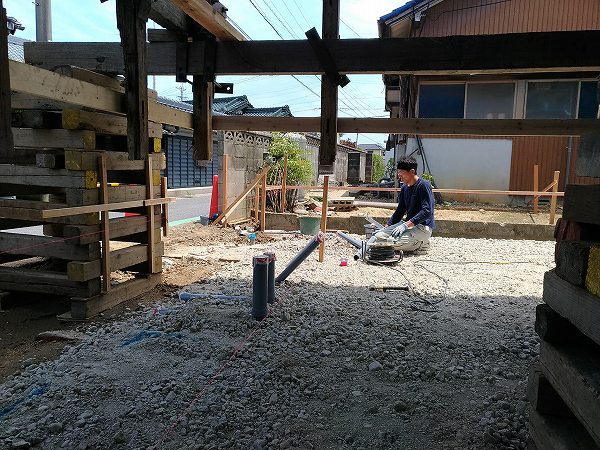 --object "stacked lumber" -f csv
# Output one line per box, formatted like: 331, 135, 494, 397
528, 183, 600, 450
2, 66, 170, 319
